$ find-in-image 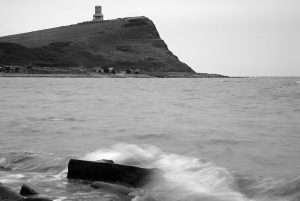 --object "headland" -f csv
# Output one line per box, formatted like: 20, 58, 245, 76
0, 17, 227, 78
